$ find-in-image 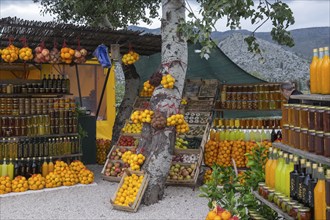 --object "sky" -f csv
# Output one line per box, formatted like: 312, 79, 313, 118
0, 0, 329, 32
